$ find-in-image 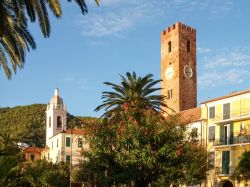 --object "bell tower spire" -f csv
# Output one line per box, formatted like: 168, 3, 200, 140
45, 88, 67, 146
